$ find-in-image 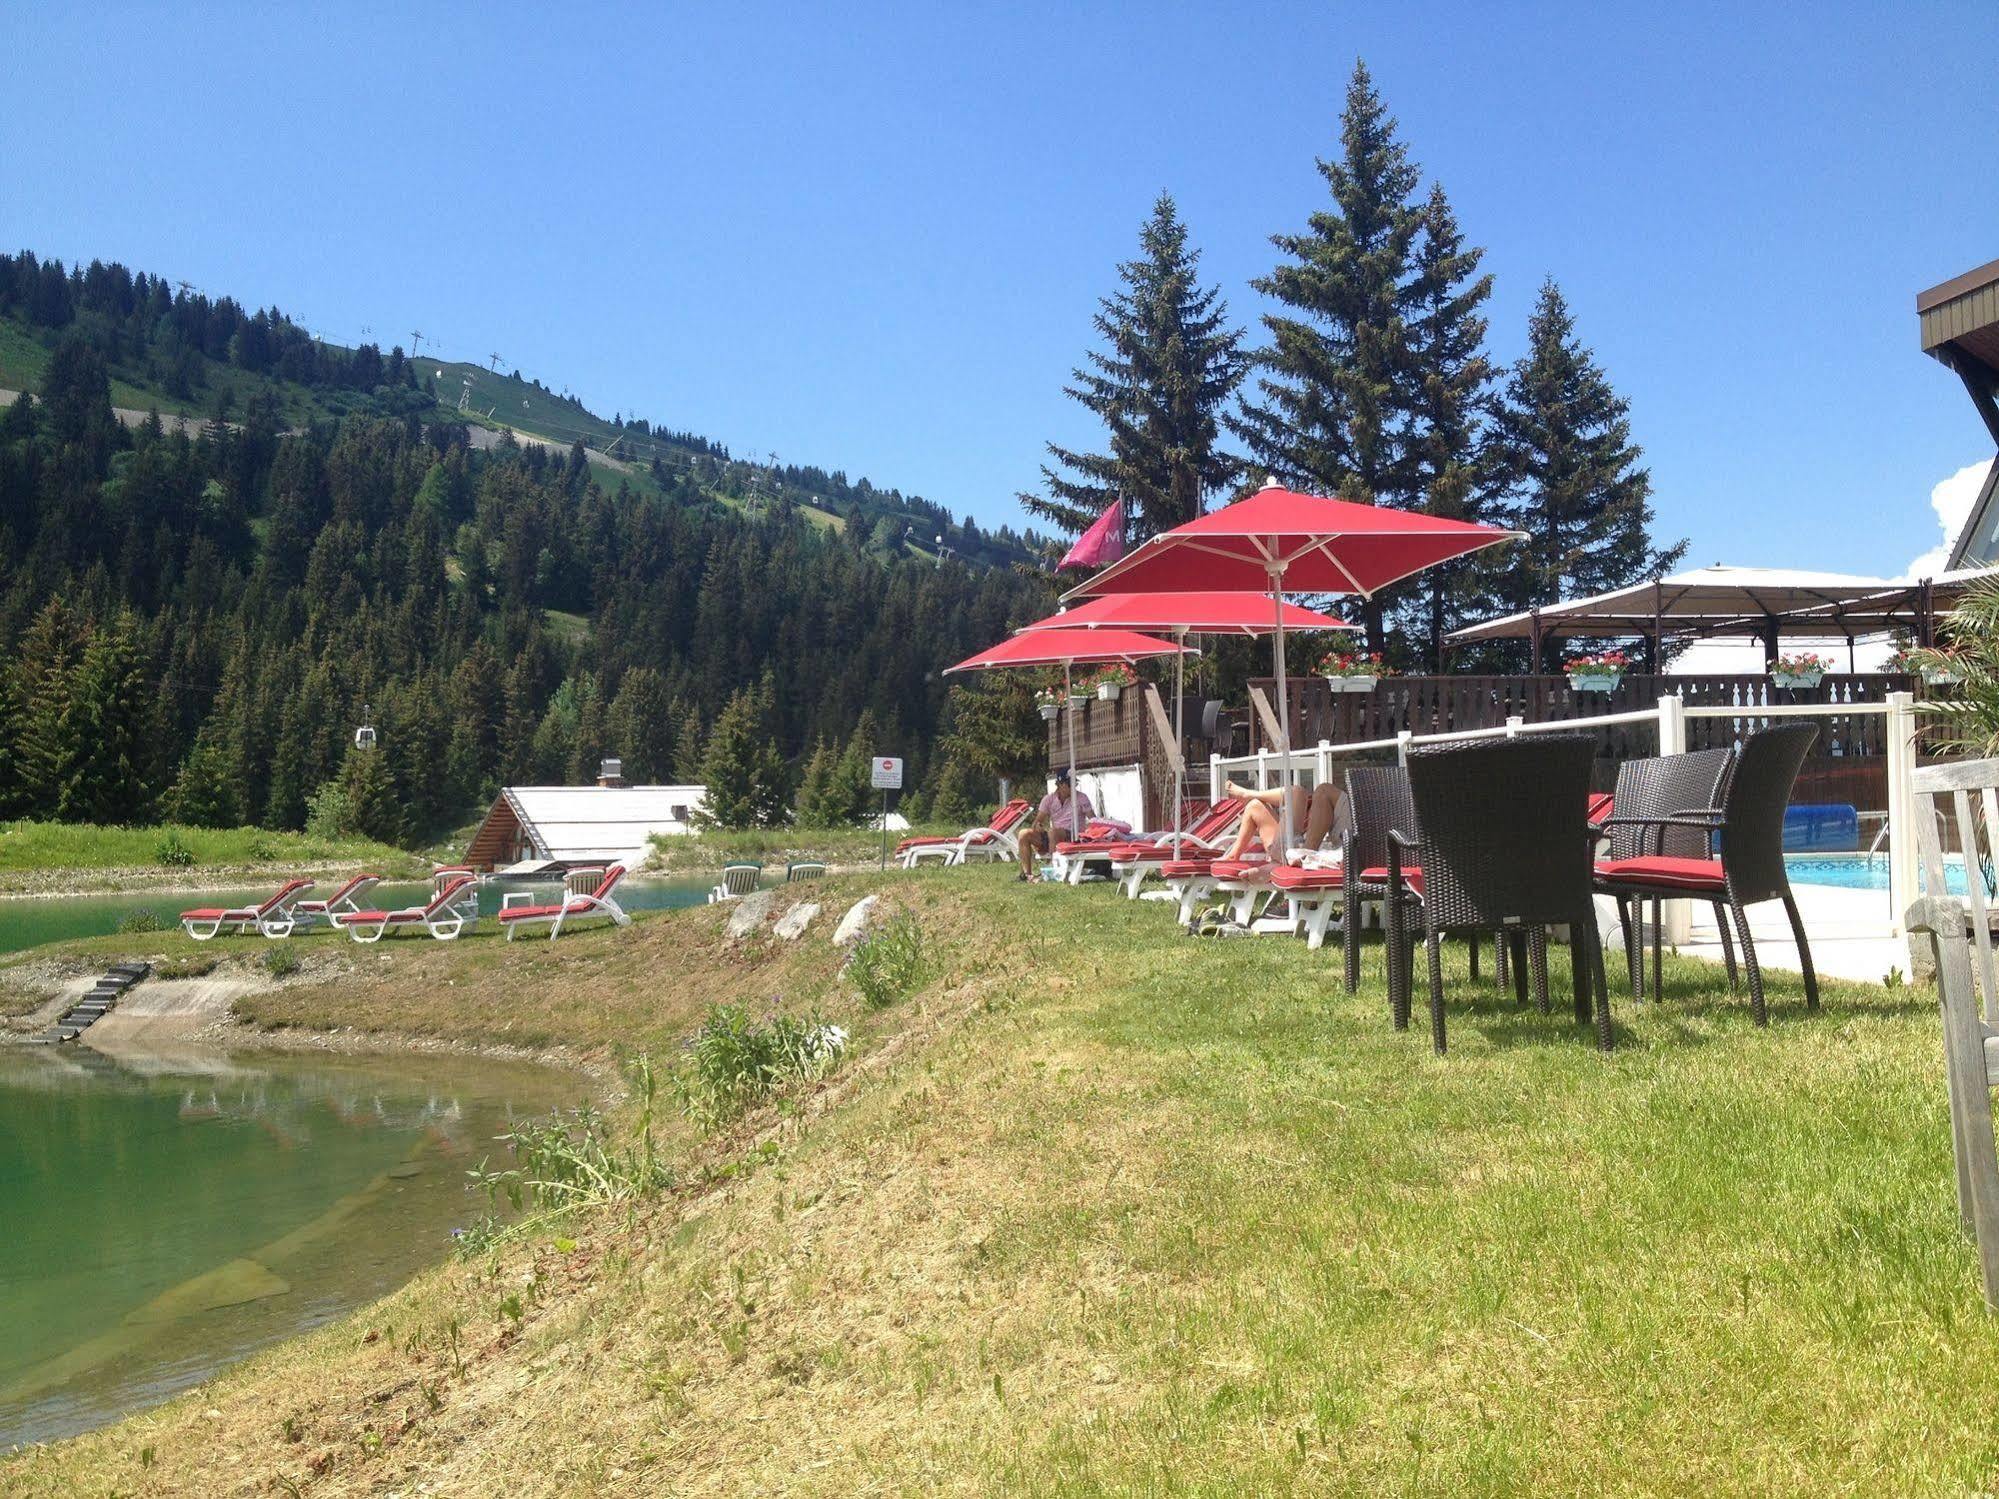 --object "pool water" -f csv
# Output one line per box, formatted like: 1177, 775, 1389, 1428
0, 1048, 579, 1446
1785, 853, 1970, 895
0, 876, 712, 958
